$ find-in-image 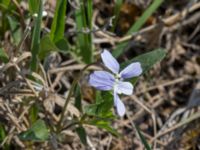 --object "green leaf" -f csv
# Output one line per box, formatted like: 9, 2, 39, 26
85, 103, 115, 118
95, 91, 102, 104
0, 124, 6, 142
0, 124, 10, 149
76, 126, 87, 145
95, 91, 113, 104
86, 0, 93, 29
0, 0, 10, 7
101, 91, 113, 103
112, 0, 123, 31
75, 0, 93, 64
74, 84, 82, 112
29, 104, 39, 124
88, 120, 119, 136
39, 35, 69, 59
135, 125, 152, 150
39, 35, 59, 59
85, 91, 114, 117
121, 49, 166, 85
30, 0, 43, 71
7, 16, 21, 45
121, 48, 166, 74
84, 104, 99, 116
55, 38, 69, 52
28, 0, 40, 14
127, 0, 164, 34
19, 119, 49, 141
0, 48, 8, 63
50, 0, 67, 43
113, 0, 164, 58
